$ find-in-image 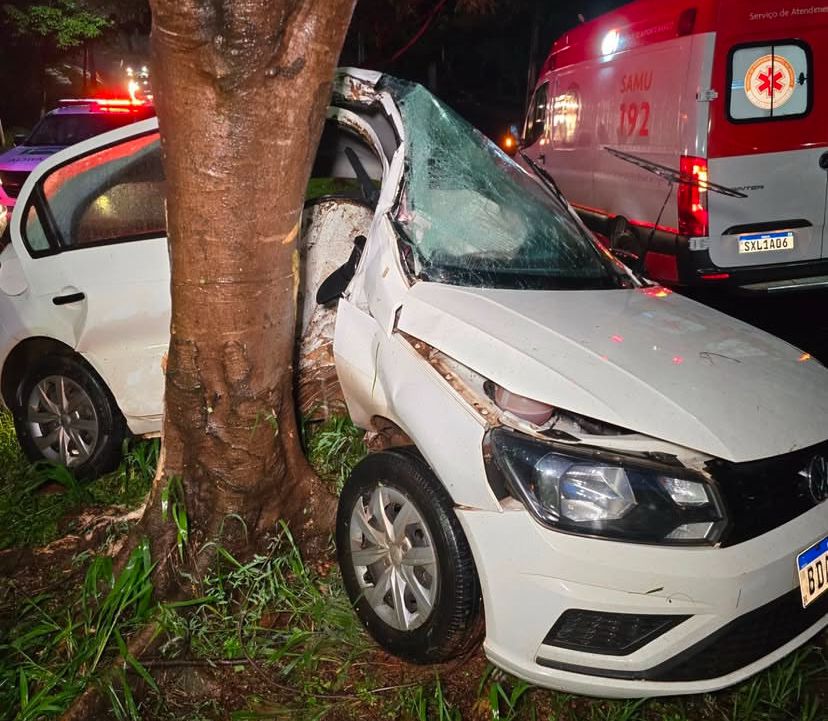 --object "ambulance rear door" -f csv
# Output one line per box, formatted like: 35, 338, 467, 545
706, 12, 828, 272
